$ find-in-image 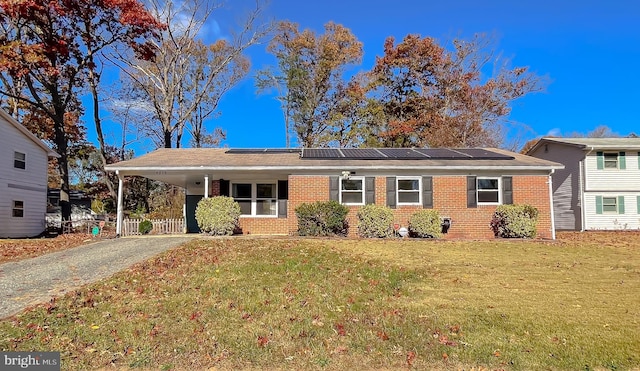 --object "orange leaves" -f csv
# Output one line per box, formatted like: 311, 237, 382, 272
376, 331, 390, 341
406, 351, 416, 367
257, 335, 269, 347
334, 323, 347, 336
